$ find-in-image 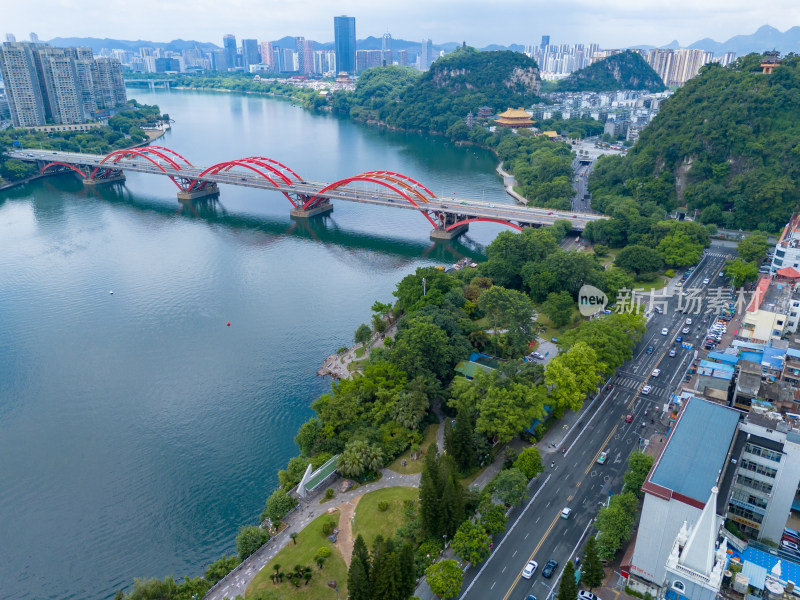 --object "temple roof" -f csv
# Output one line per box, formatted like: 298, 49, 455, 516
496, 107, 532, 119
